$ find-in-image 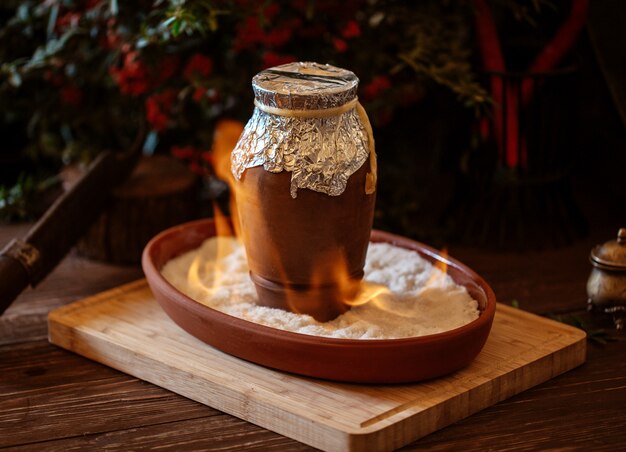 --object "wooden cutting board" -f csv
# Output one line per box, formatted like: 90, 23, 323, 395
48, 279, 586, 452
